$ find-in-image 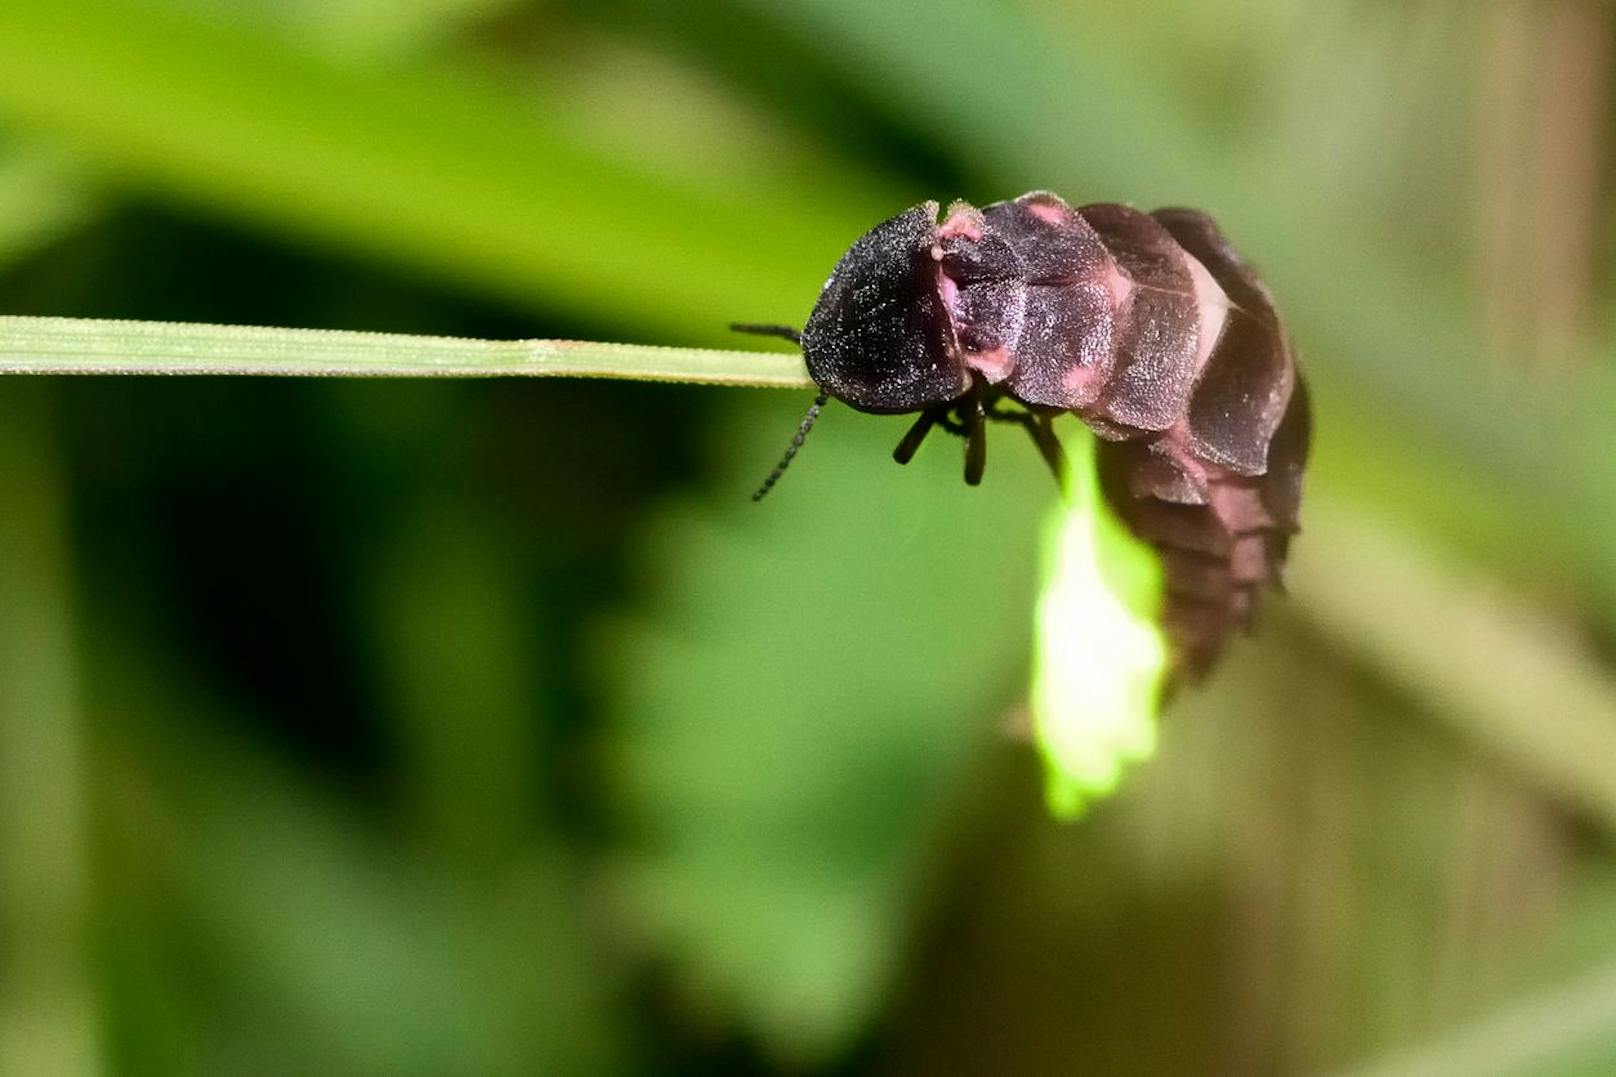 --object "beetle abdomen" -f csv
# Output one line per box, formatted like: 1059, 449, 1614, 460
958, 194, 1308, 674
1072, 204, 1305, 675
1097, 377, 1310, 675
